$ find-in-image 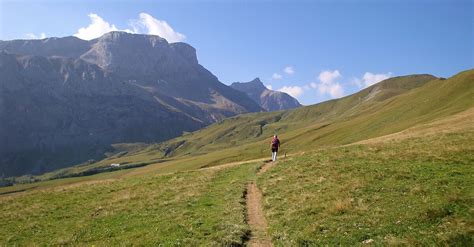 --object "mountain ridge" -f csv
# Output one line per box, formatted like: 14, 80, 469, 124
230, 77, 302, 111
0, 32, 263, 176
